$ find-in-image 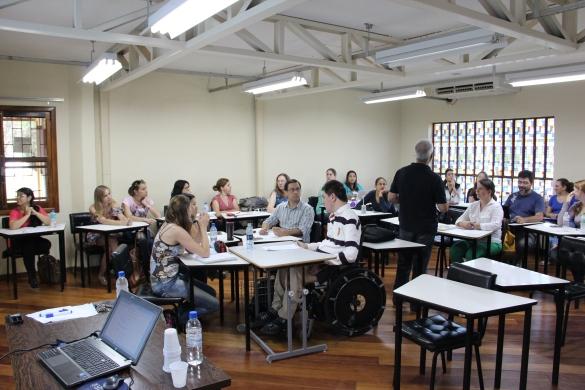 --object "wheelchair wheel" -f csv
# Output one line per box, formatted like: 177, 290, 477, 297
323, 267, 386, 336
